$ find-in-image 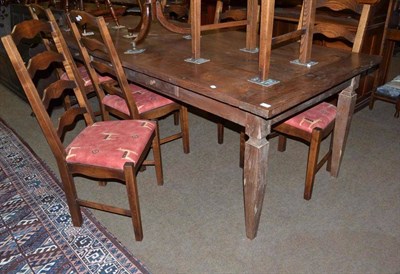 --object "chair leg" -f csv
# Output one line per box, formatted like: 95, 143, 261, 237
180, 106, 190, 154
98, 181, 107, 186
326, 132, 334, 172
304, 128, 323, 200
395, 99, 400, 118
123, 163, 143, 241
239, 131, 245, 168
152, 124, 164, 186
368, 93, 376, 110
104, 0, 121, 27
217, 122, 224, 144
102, 109, 112, 121
60, 167, 83, 226
277, 135, 287, 152
173, 111, 179, 125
